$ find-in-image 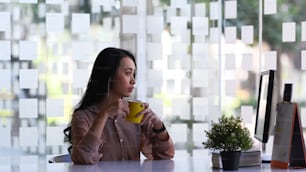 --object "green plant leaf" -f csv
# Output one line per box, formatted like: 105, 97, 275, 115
202, 115, 253, 151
